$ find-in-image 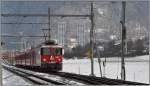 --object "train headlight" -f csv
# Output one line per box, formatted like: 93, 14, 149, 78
57, 57, 62, 62
43, 58, 47, 62
58, 58, 61, 62
42, 56, 48, 62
